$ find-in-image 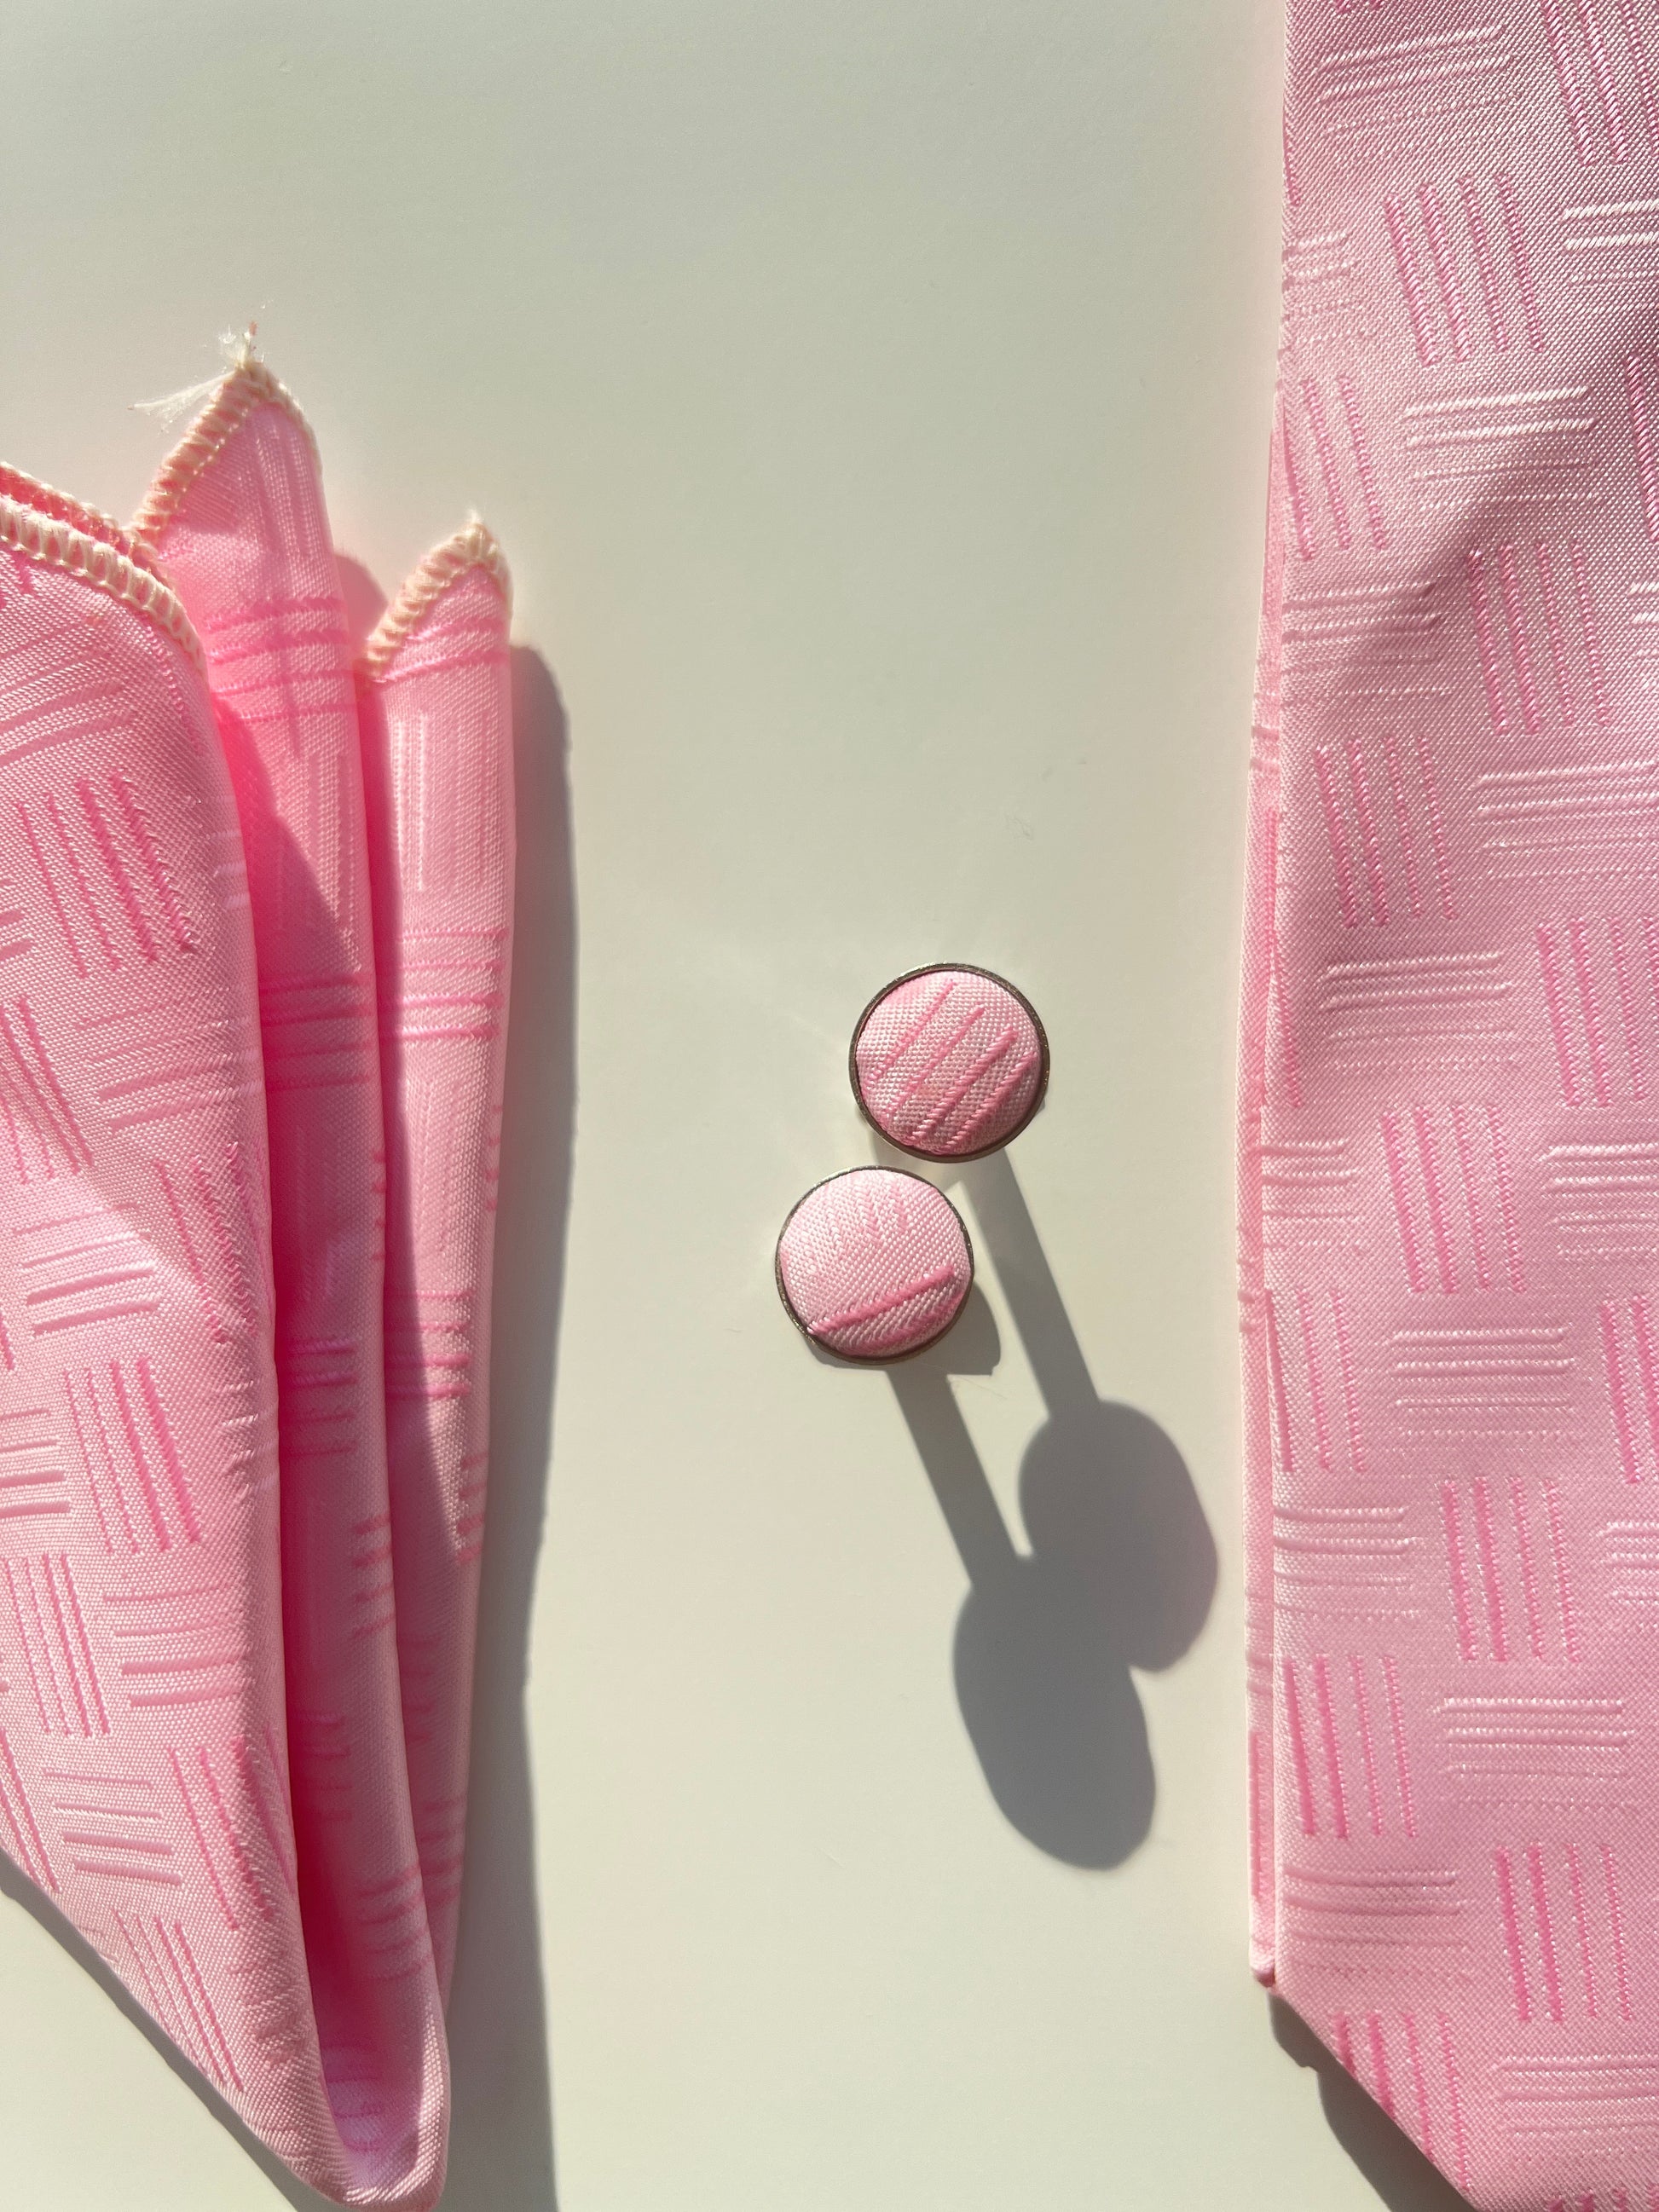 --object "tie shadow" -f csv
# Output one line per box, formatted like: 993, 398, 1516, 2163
886, 1150, 1216, 1868
0, 627, 574, 2212
1270, 2000, 1473, 2211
